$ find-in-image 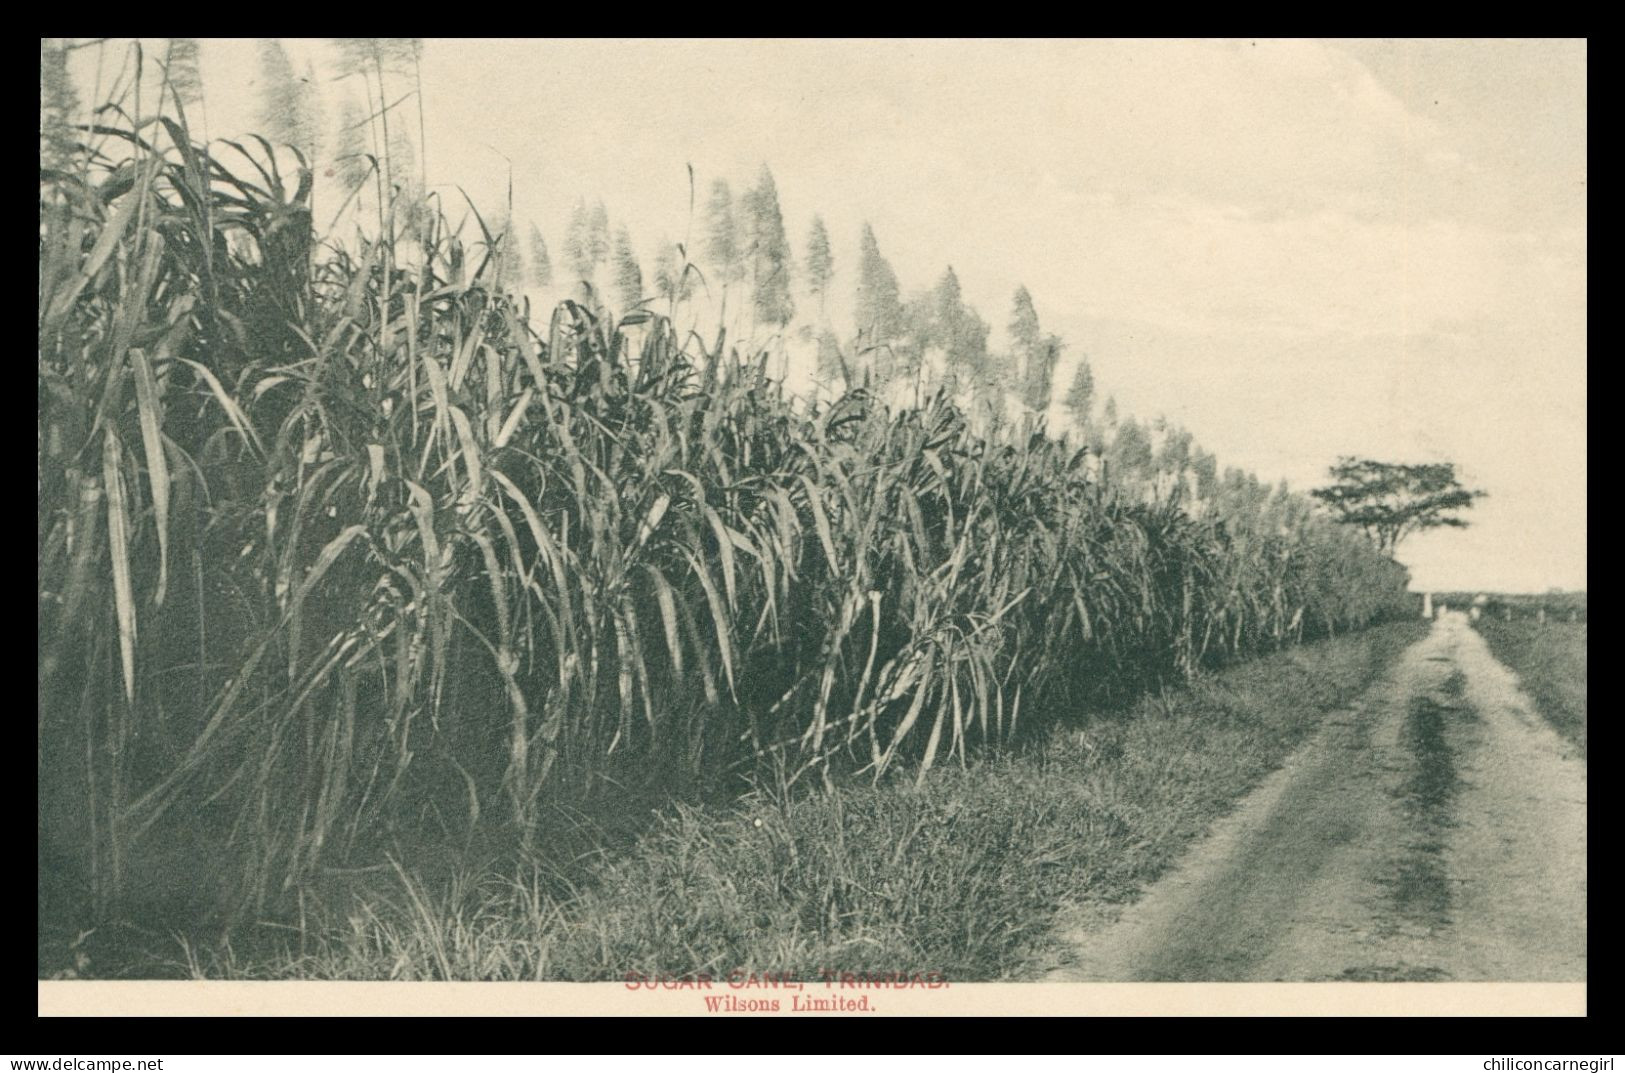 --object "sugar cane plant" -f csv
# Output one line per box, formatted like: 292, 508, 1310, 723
39, 94, 1412, 926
